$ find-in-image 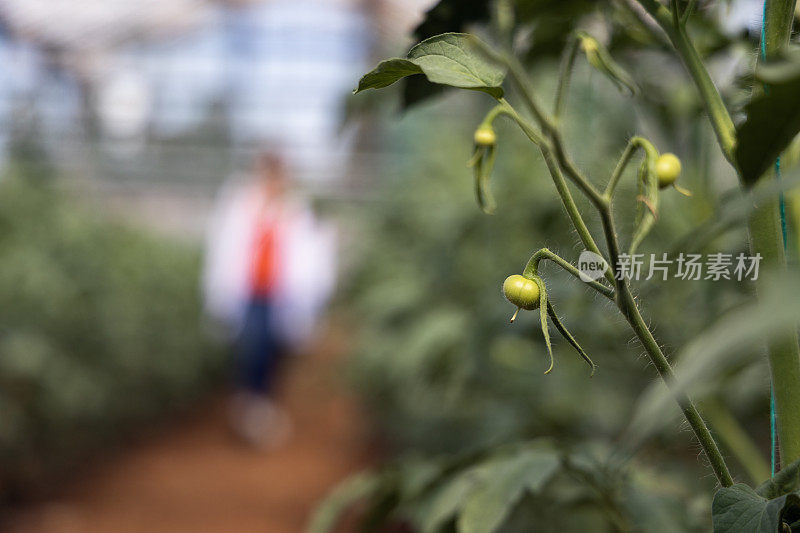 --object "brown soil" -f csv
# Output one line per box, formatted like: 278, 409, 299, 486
5, 336, 374, 533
